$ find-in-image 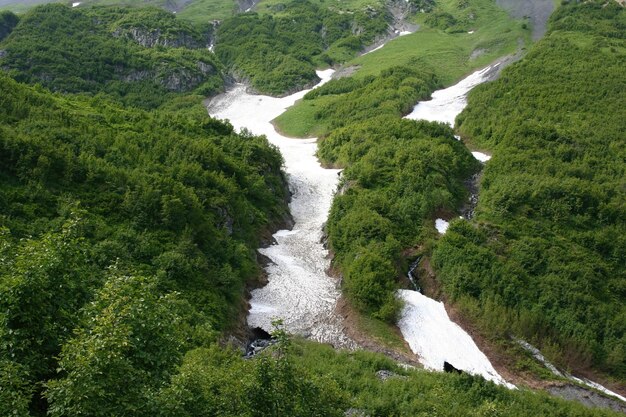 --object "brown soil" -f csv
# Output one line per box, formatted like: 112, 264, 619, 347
336, 296, 422, 367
